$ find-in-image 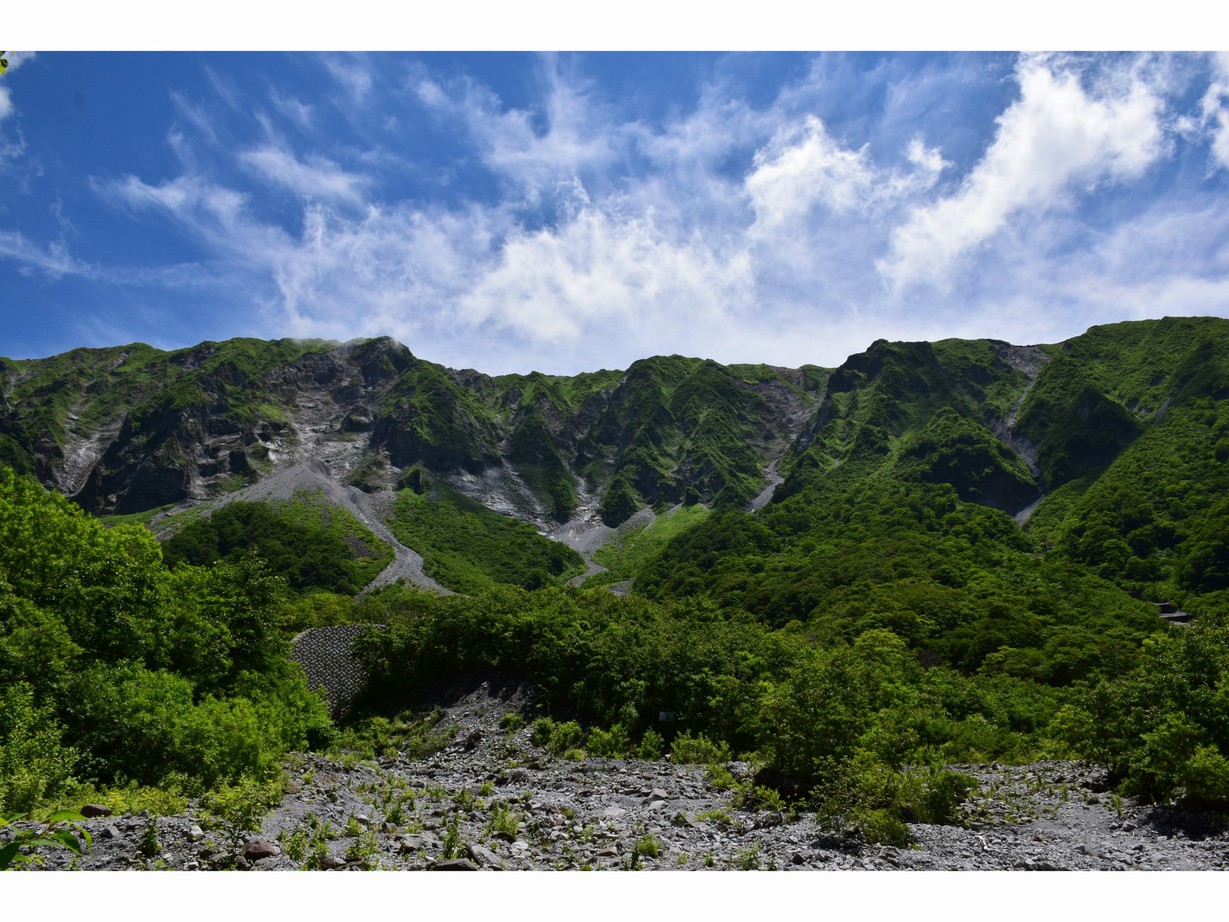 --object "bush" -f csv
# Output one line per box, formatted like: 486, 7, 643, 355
638, 728, 665, 761
1055, 613, 1229, 810
586, 724, 631, 758
531, 718, 586, 756
0, 683, 78, 814
669, 731, 731, 765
